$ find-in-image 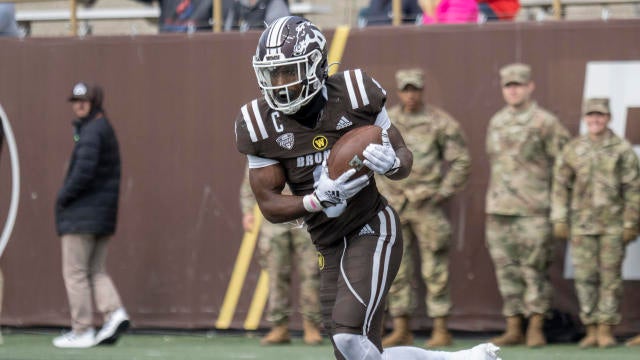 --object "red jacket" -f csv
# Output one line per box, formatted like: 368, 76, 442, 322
479, 0, 520, 20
